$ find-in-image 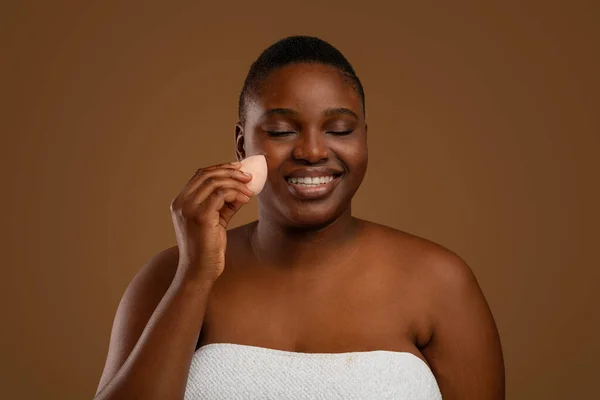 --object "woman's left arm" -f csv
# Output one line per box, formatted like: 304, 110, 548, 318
421, 253, 505, 399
